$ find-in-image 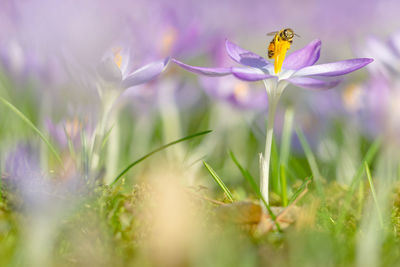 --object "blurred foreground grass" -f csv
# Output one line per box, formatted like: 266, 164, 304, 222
2, 170, 400, 266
